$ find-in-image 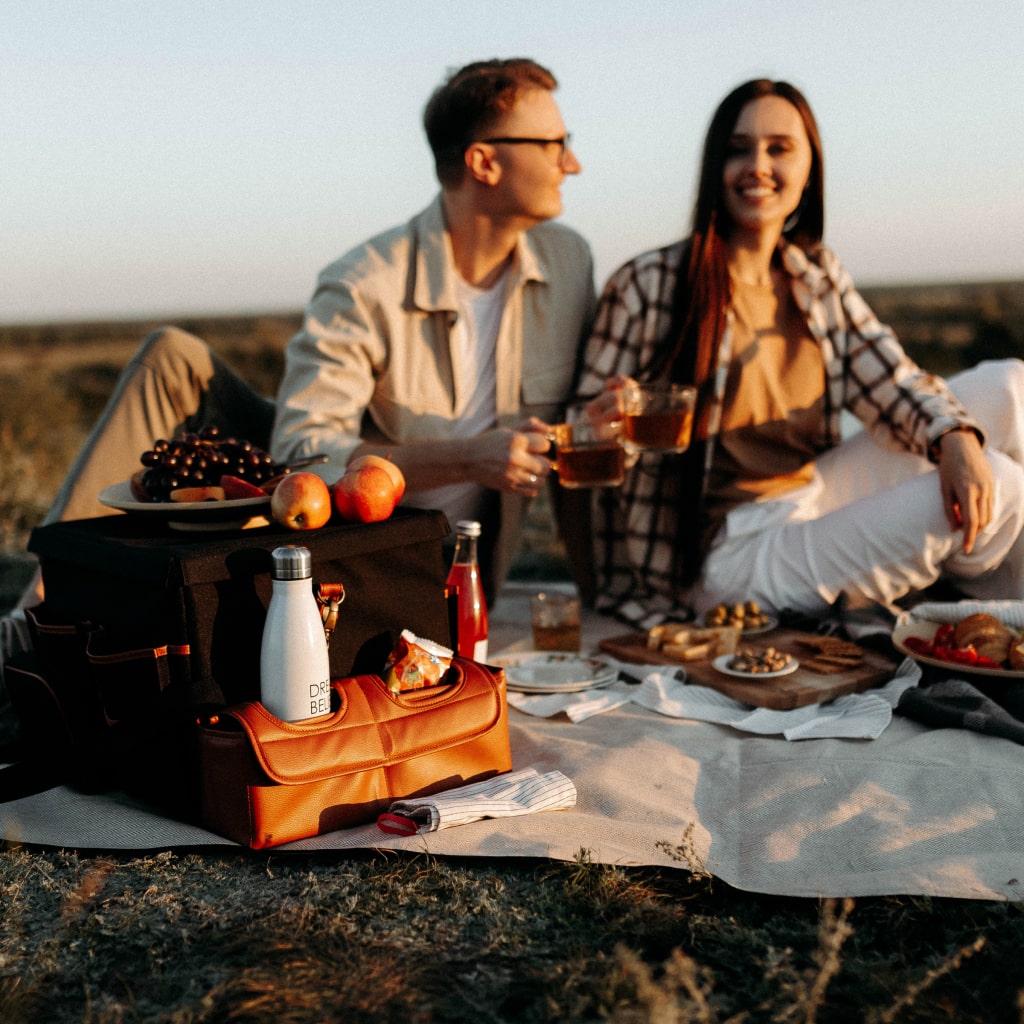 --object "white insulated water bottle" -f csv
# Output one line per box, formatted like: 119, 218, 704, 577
259, 545, 331, 722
